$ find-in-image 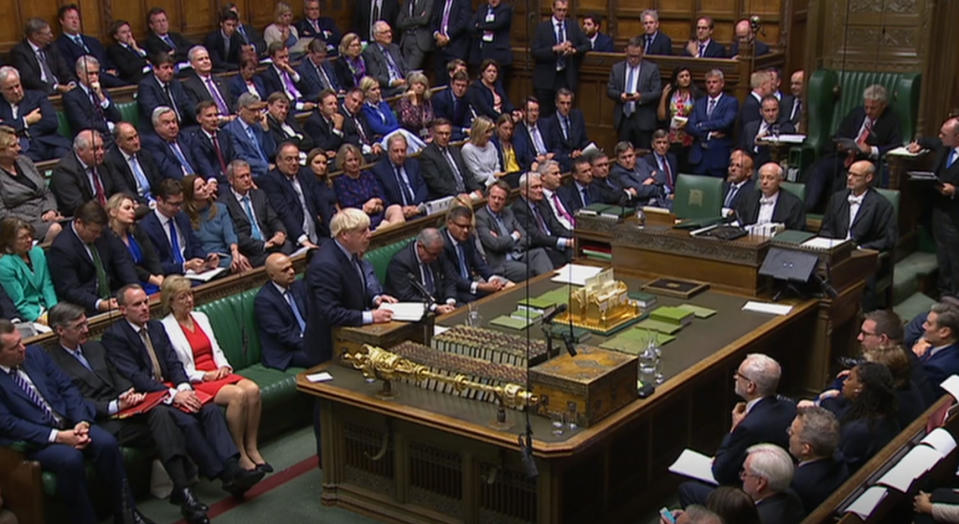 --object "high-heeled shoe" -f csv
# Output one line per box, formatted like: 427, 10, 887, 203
255, 462, 274, 473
